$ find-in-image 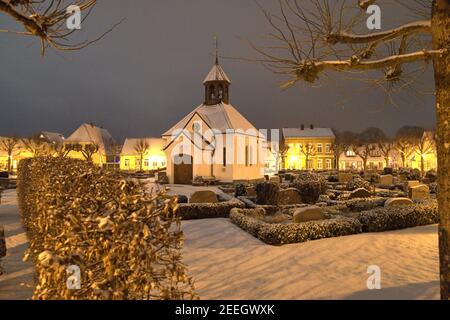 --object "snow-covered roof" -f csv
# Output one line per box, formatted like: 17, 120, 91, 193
162, 103, 259, 136
203, 64, 231, 84
121, 138, 165, 156
66, 123, 116, 155
38, 131, 65, 144
283, 127, 335, 139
